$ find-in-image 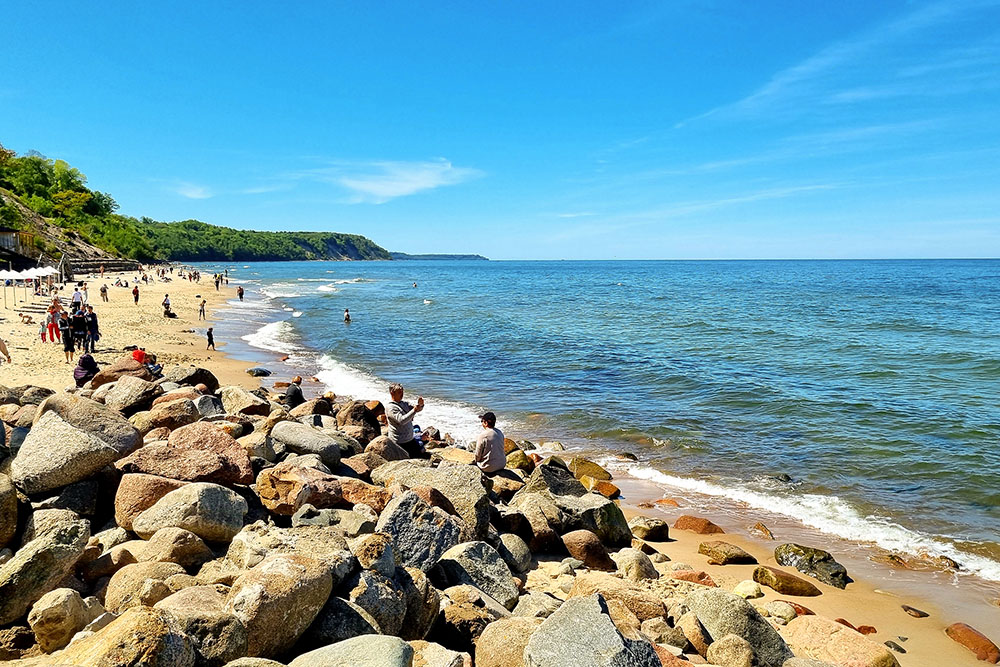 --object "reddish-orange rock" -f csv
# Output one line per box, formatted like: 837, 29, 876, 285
654, 498, 680, 507
673, 515, 724, 535
338, 477, 392, 514
668, 570, 717, 587
945, 623, 1000, 663
749, 521, 775, 540
653, 644, 689, 666
114, 473, 189, 531
580, 476, 620, 499
562, 529, 617, 571
835, 618, 858, 631
116, 421, 253, 485
91, 355, 154, 388
857, 625, 877, 636
254, 462, 343, 515
778, 600, 815, 616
